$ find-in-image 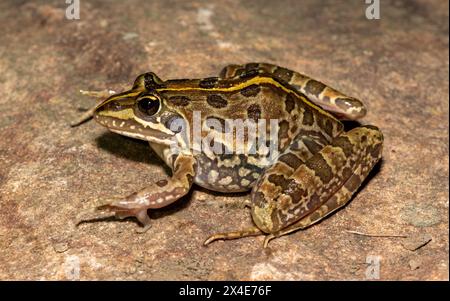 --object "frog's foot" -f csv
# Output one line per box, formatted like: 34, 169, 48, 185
70, 89, 116, 127
204, 226, 264, 246
76, 196, 152, 233
204, 227, 294, 248
97, 202, 152, 233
